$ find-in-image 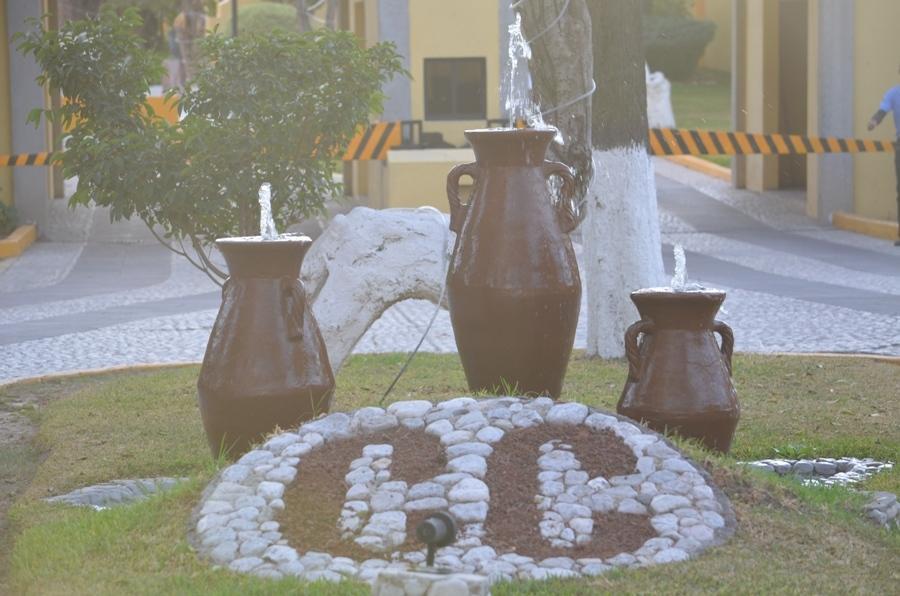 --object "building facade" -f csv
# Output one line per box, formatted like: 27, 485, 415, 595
732, 0, 900, 226
5, 1, 897, 233
2, 0, 52, 226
